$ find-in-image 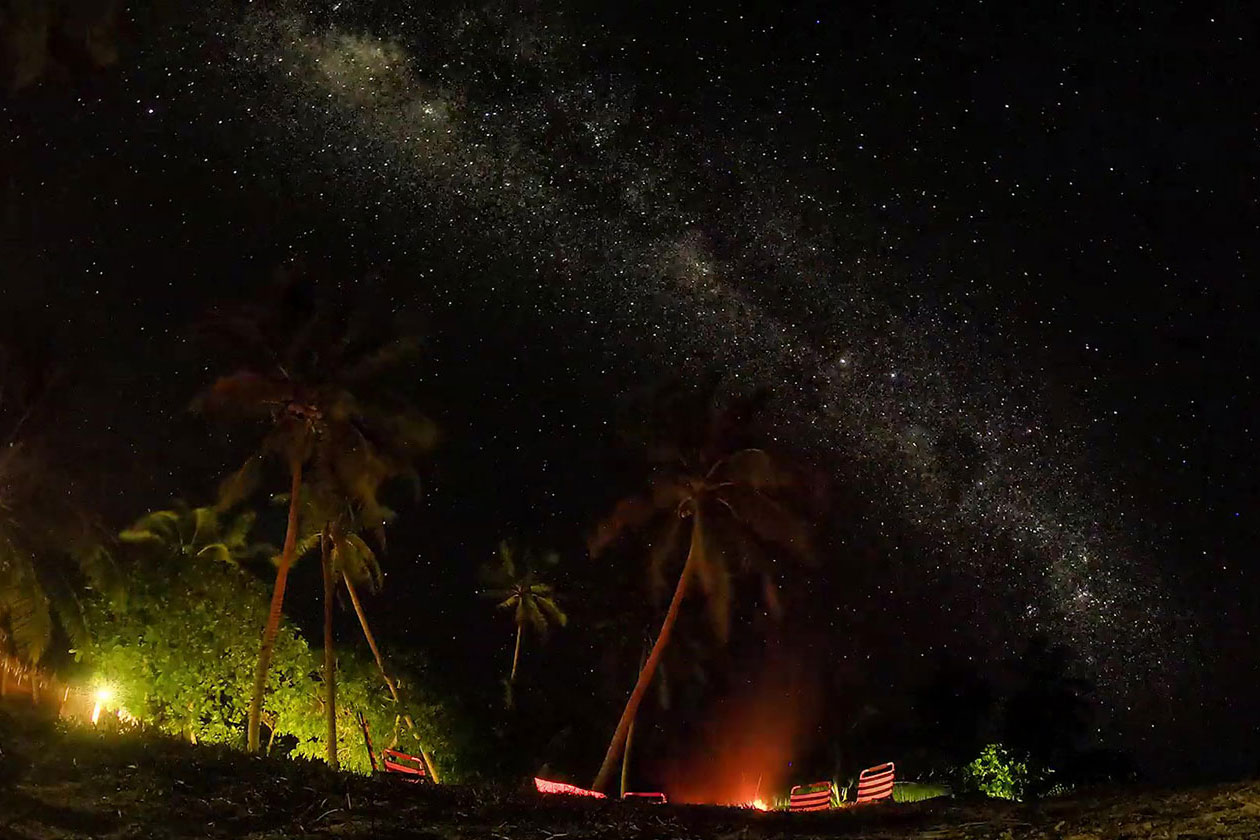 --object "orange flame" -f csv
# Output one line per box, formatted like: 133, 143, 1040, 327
661, 657, 820, 807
